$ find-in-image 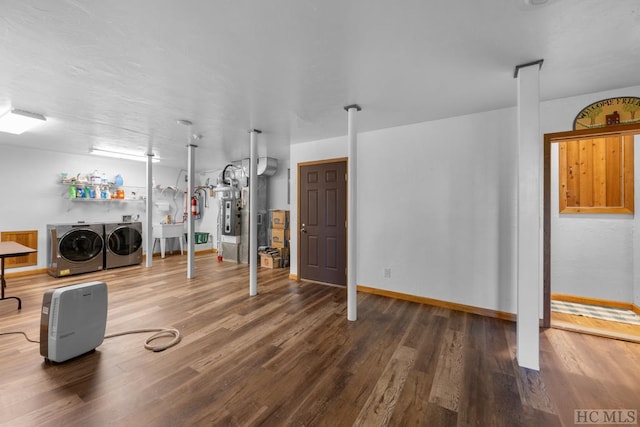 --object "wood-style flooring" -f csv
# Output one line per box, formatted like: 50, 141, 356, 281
1, 254, 639, 426
551, 308, 640, 344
